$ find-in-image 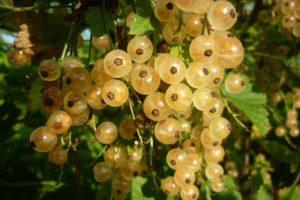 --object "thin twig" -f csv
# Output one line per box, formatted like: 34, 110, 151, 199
224, 99, 252, 133
128, 98, 144, 146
